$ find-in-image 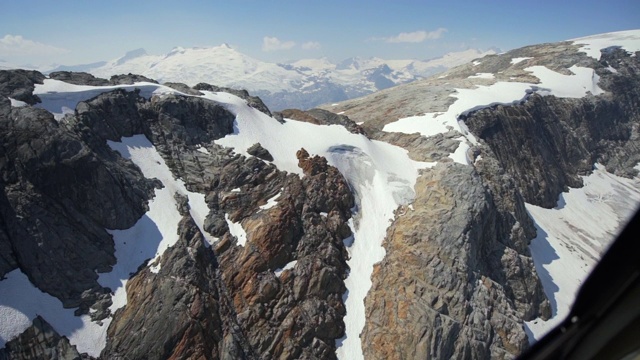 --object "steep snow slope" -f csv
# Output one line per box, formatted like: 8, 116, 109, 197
524, 165, 640, 340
